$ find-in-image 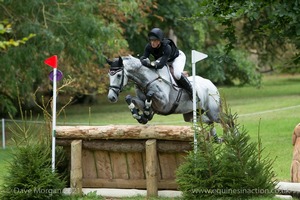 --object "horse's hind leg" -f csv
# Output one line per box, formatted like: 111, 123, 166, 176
125, 95, 148, 124
208, 123, 223, 143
